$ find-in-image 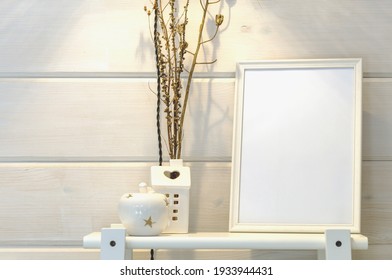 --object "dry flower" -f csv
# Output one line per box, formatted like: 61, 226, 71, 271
178, 23, 185, 34
215, 14, 224, 26
147, 0, 223, 159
